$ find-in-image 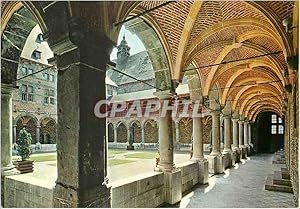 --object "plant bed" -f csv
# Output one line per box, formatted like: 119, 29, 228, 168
13, 160, 33, 174
126, 145, 134, 150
